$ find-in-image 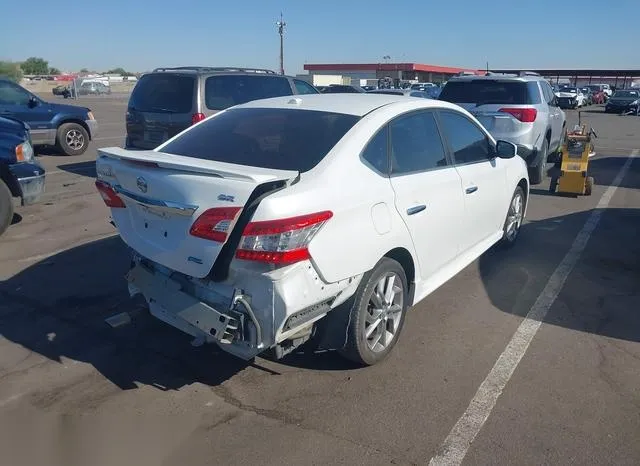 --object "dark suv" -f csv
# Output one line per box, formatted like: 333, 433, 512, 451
125, 67, 320, 149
